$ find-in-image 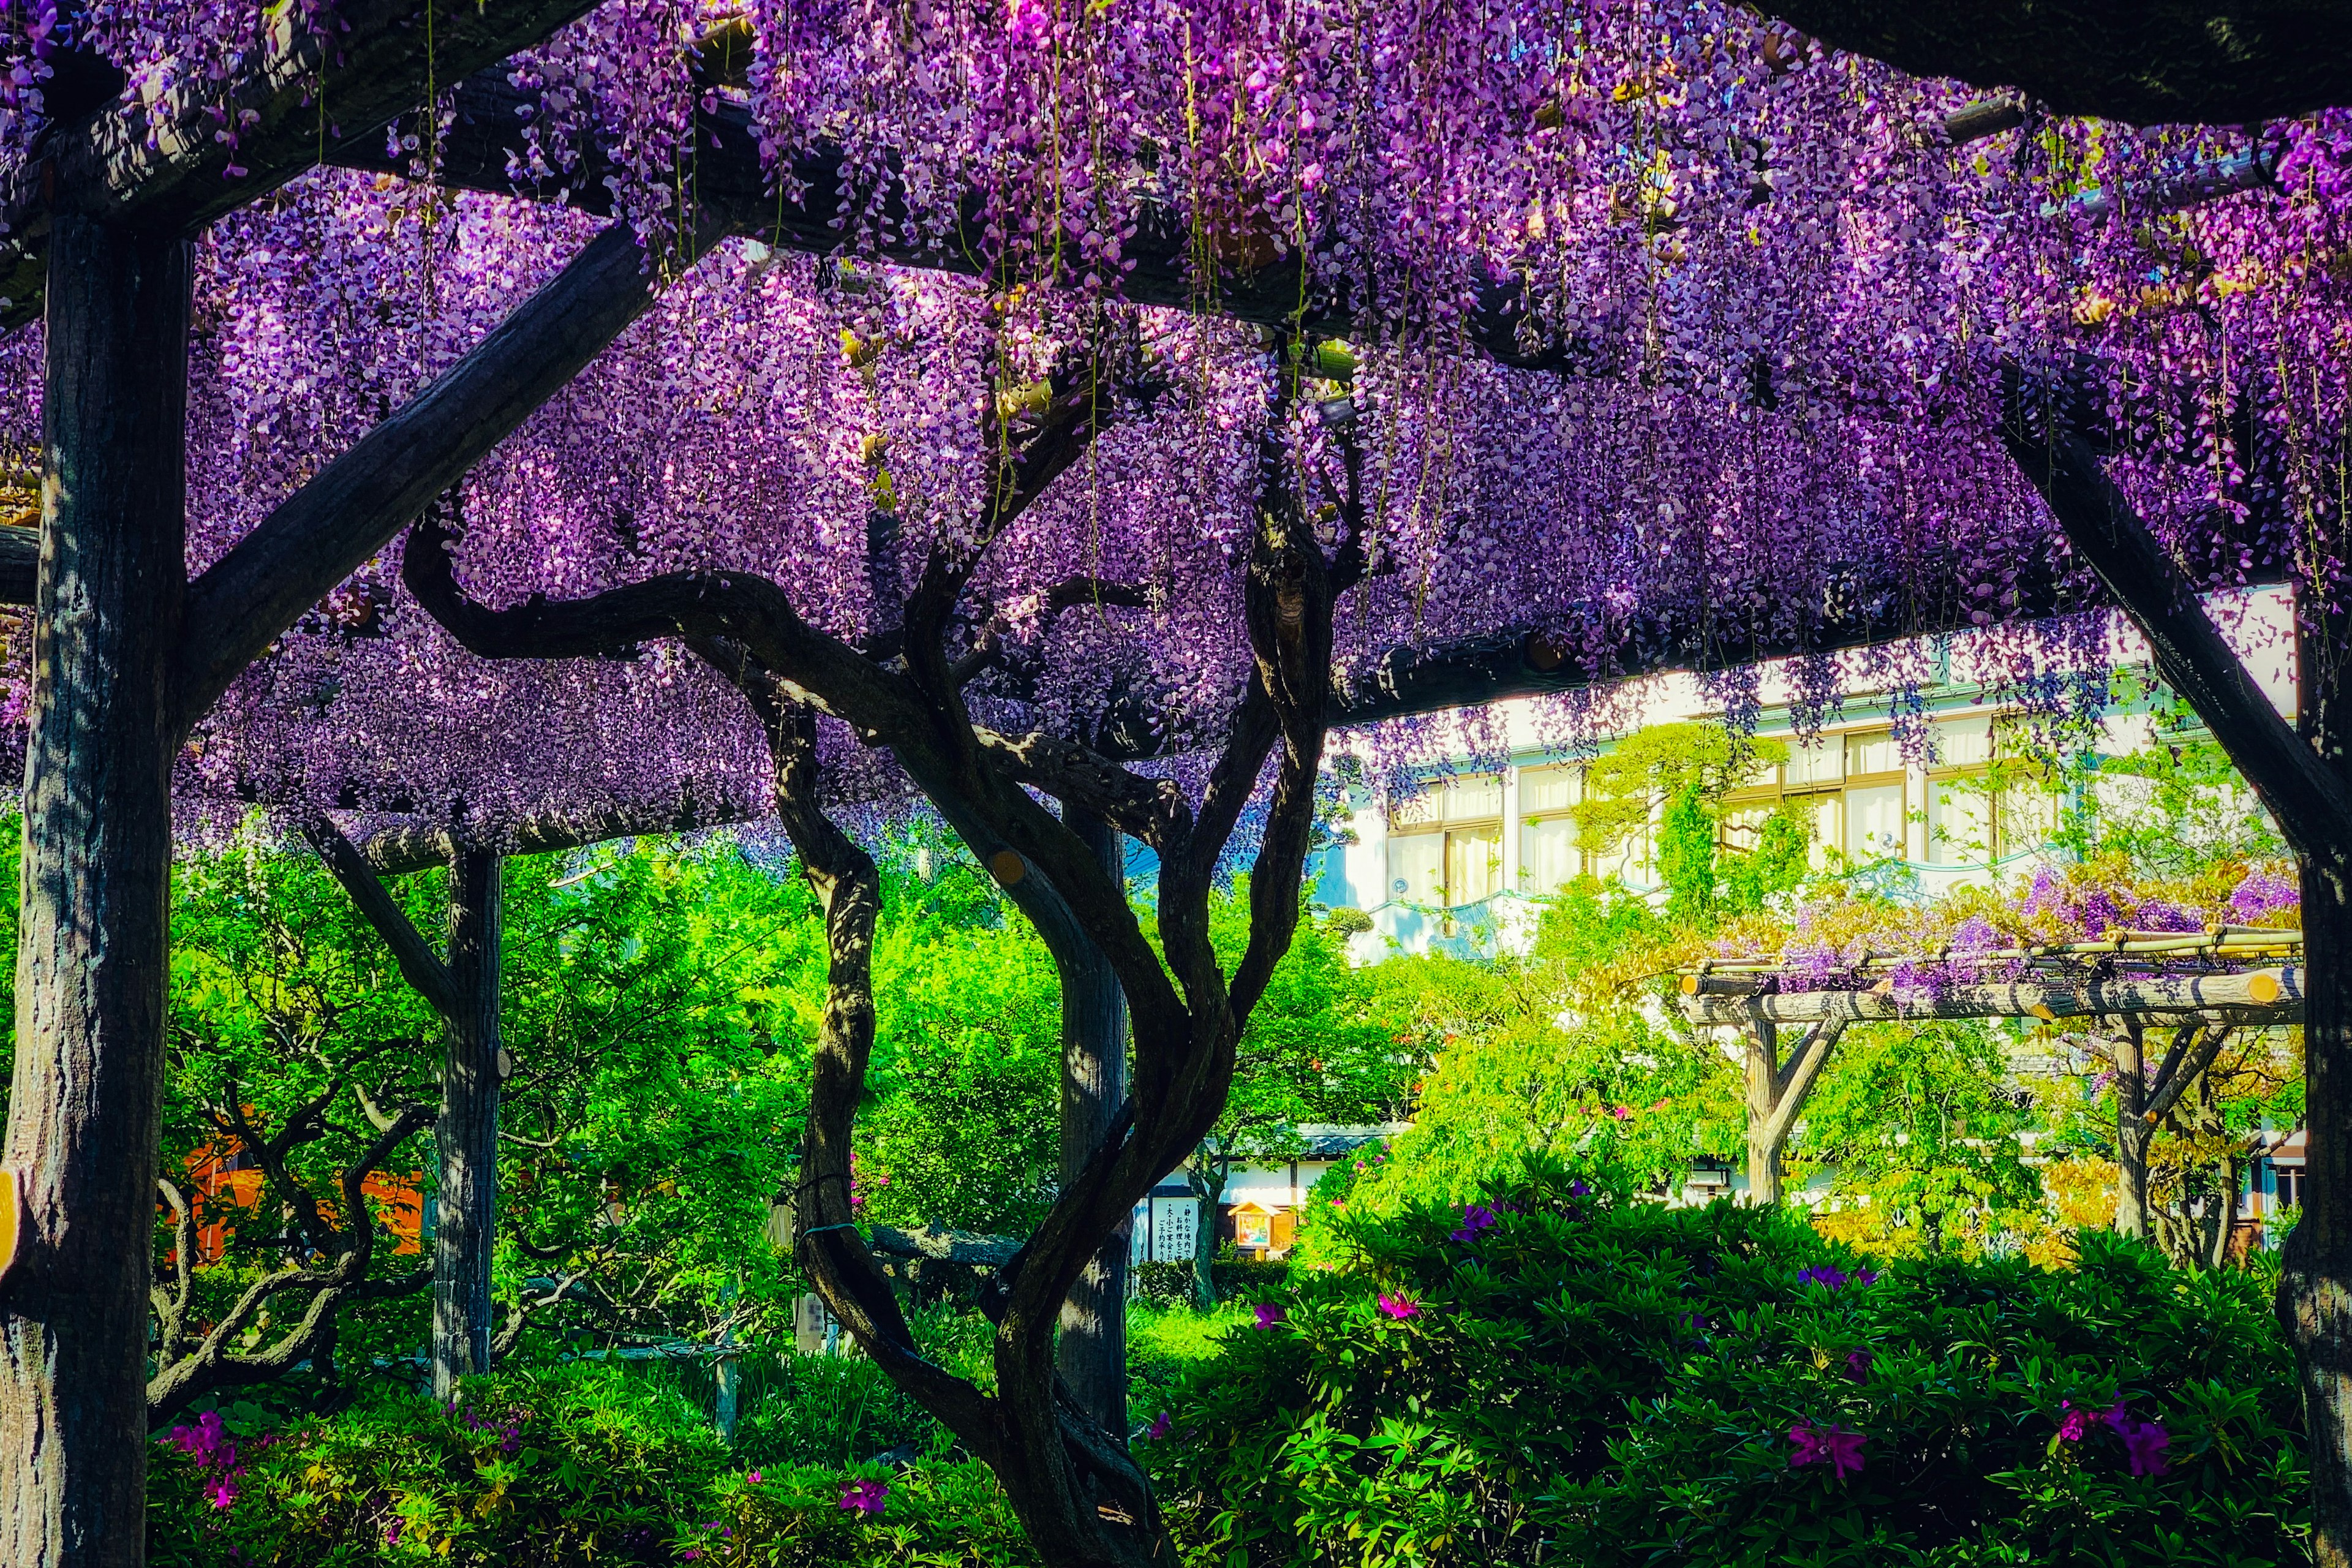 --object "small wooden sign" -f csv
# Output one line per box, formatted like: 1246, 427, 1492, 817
0, 1167, 23, 1291
987, 848, 1027, 886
